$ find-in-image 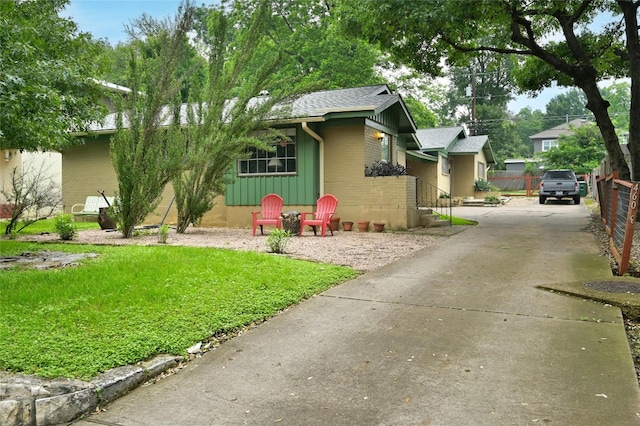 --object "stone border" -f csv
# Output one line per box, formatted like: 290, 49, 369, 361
0, 354, 180, 425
